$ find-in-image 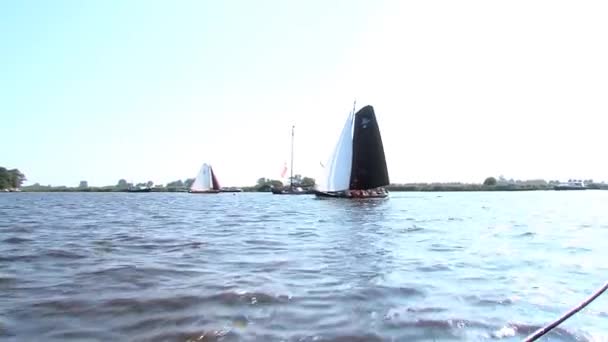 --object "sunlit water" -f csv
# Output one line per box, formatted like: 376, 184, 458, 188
1, 191, 607, 341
